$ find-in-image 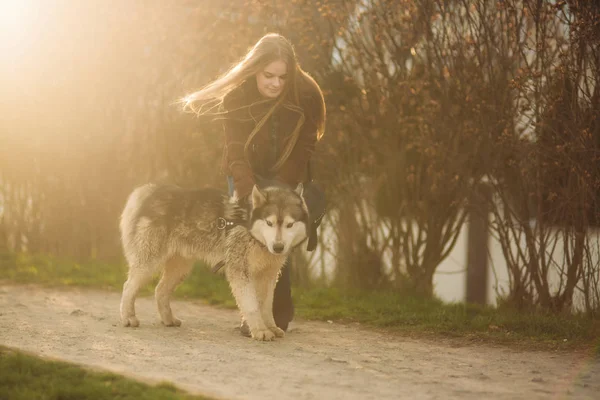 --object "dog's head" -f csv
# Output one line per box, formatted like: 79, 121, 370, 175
249, 183, 308, 255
